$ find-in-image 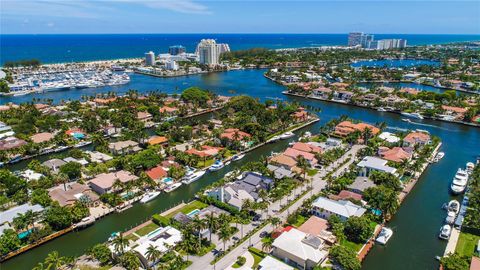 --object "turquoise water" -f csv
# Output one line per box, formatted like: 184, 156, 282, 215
17, 229, 32, 240
186, 209, 201, 217
351, 59, 441, 68
1, 69, 479, 270
162, 177, 173, 184
2, 34, 479, 65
